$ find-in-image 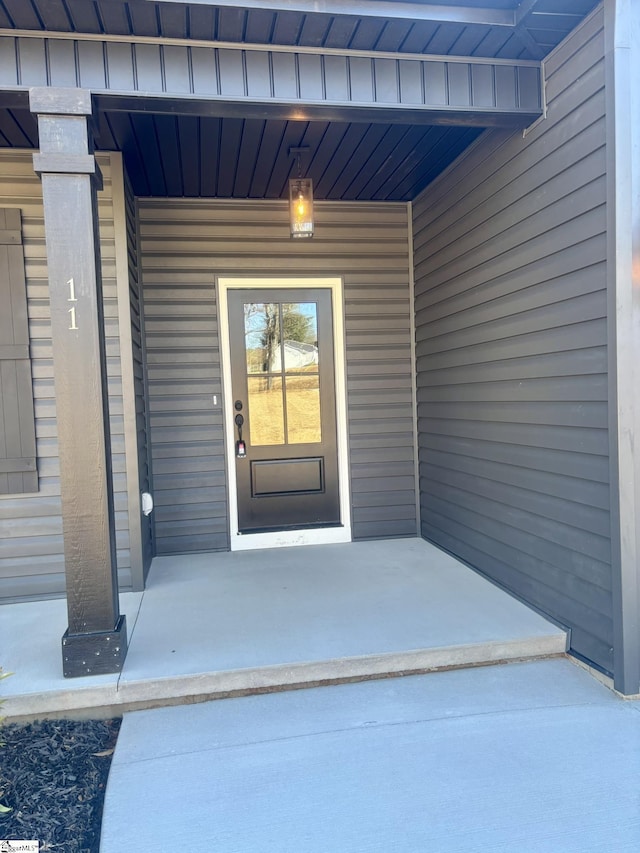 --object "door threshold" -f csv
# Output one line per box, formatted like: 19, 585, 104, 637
240, 521, 343, 535
231, 526, 352, 552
